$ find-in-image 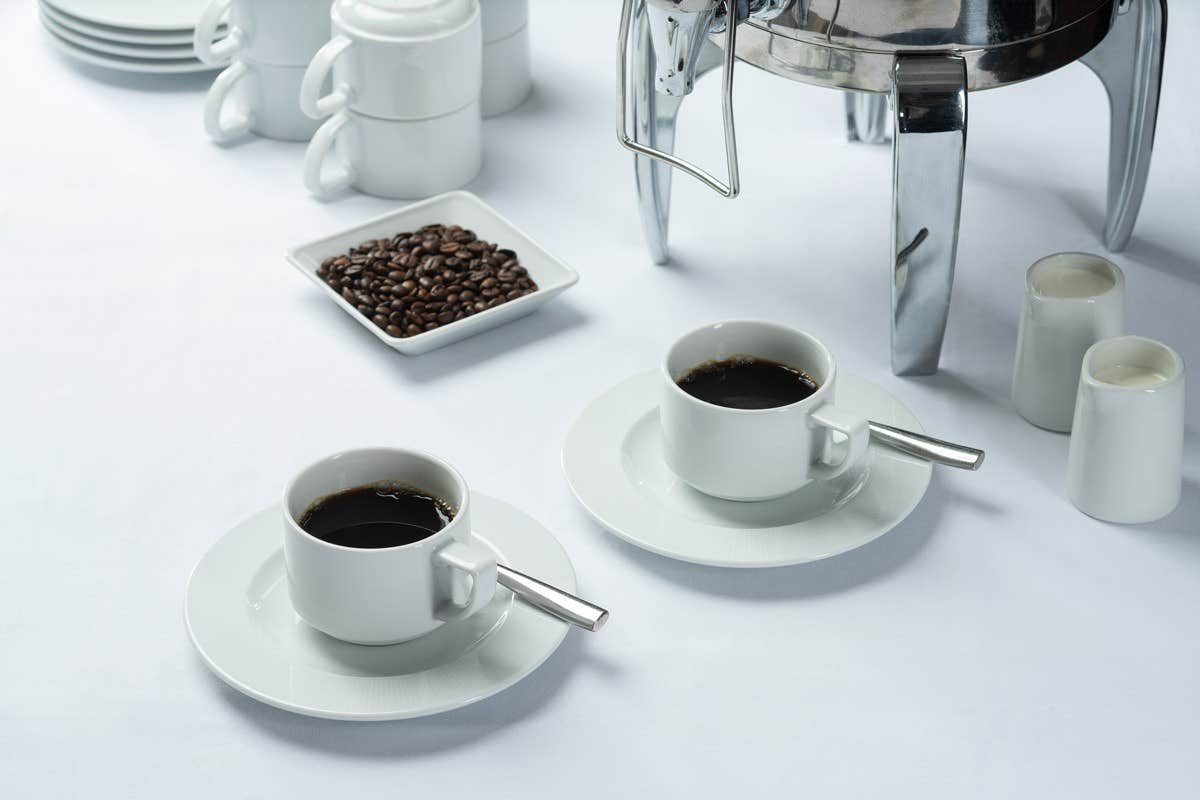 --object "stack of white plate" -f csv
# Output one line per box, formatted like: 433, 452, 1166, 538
40, 0, 223, 74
